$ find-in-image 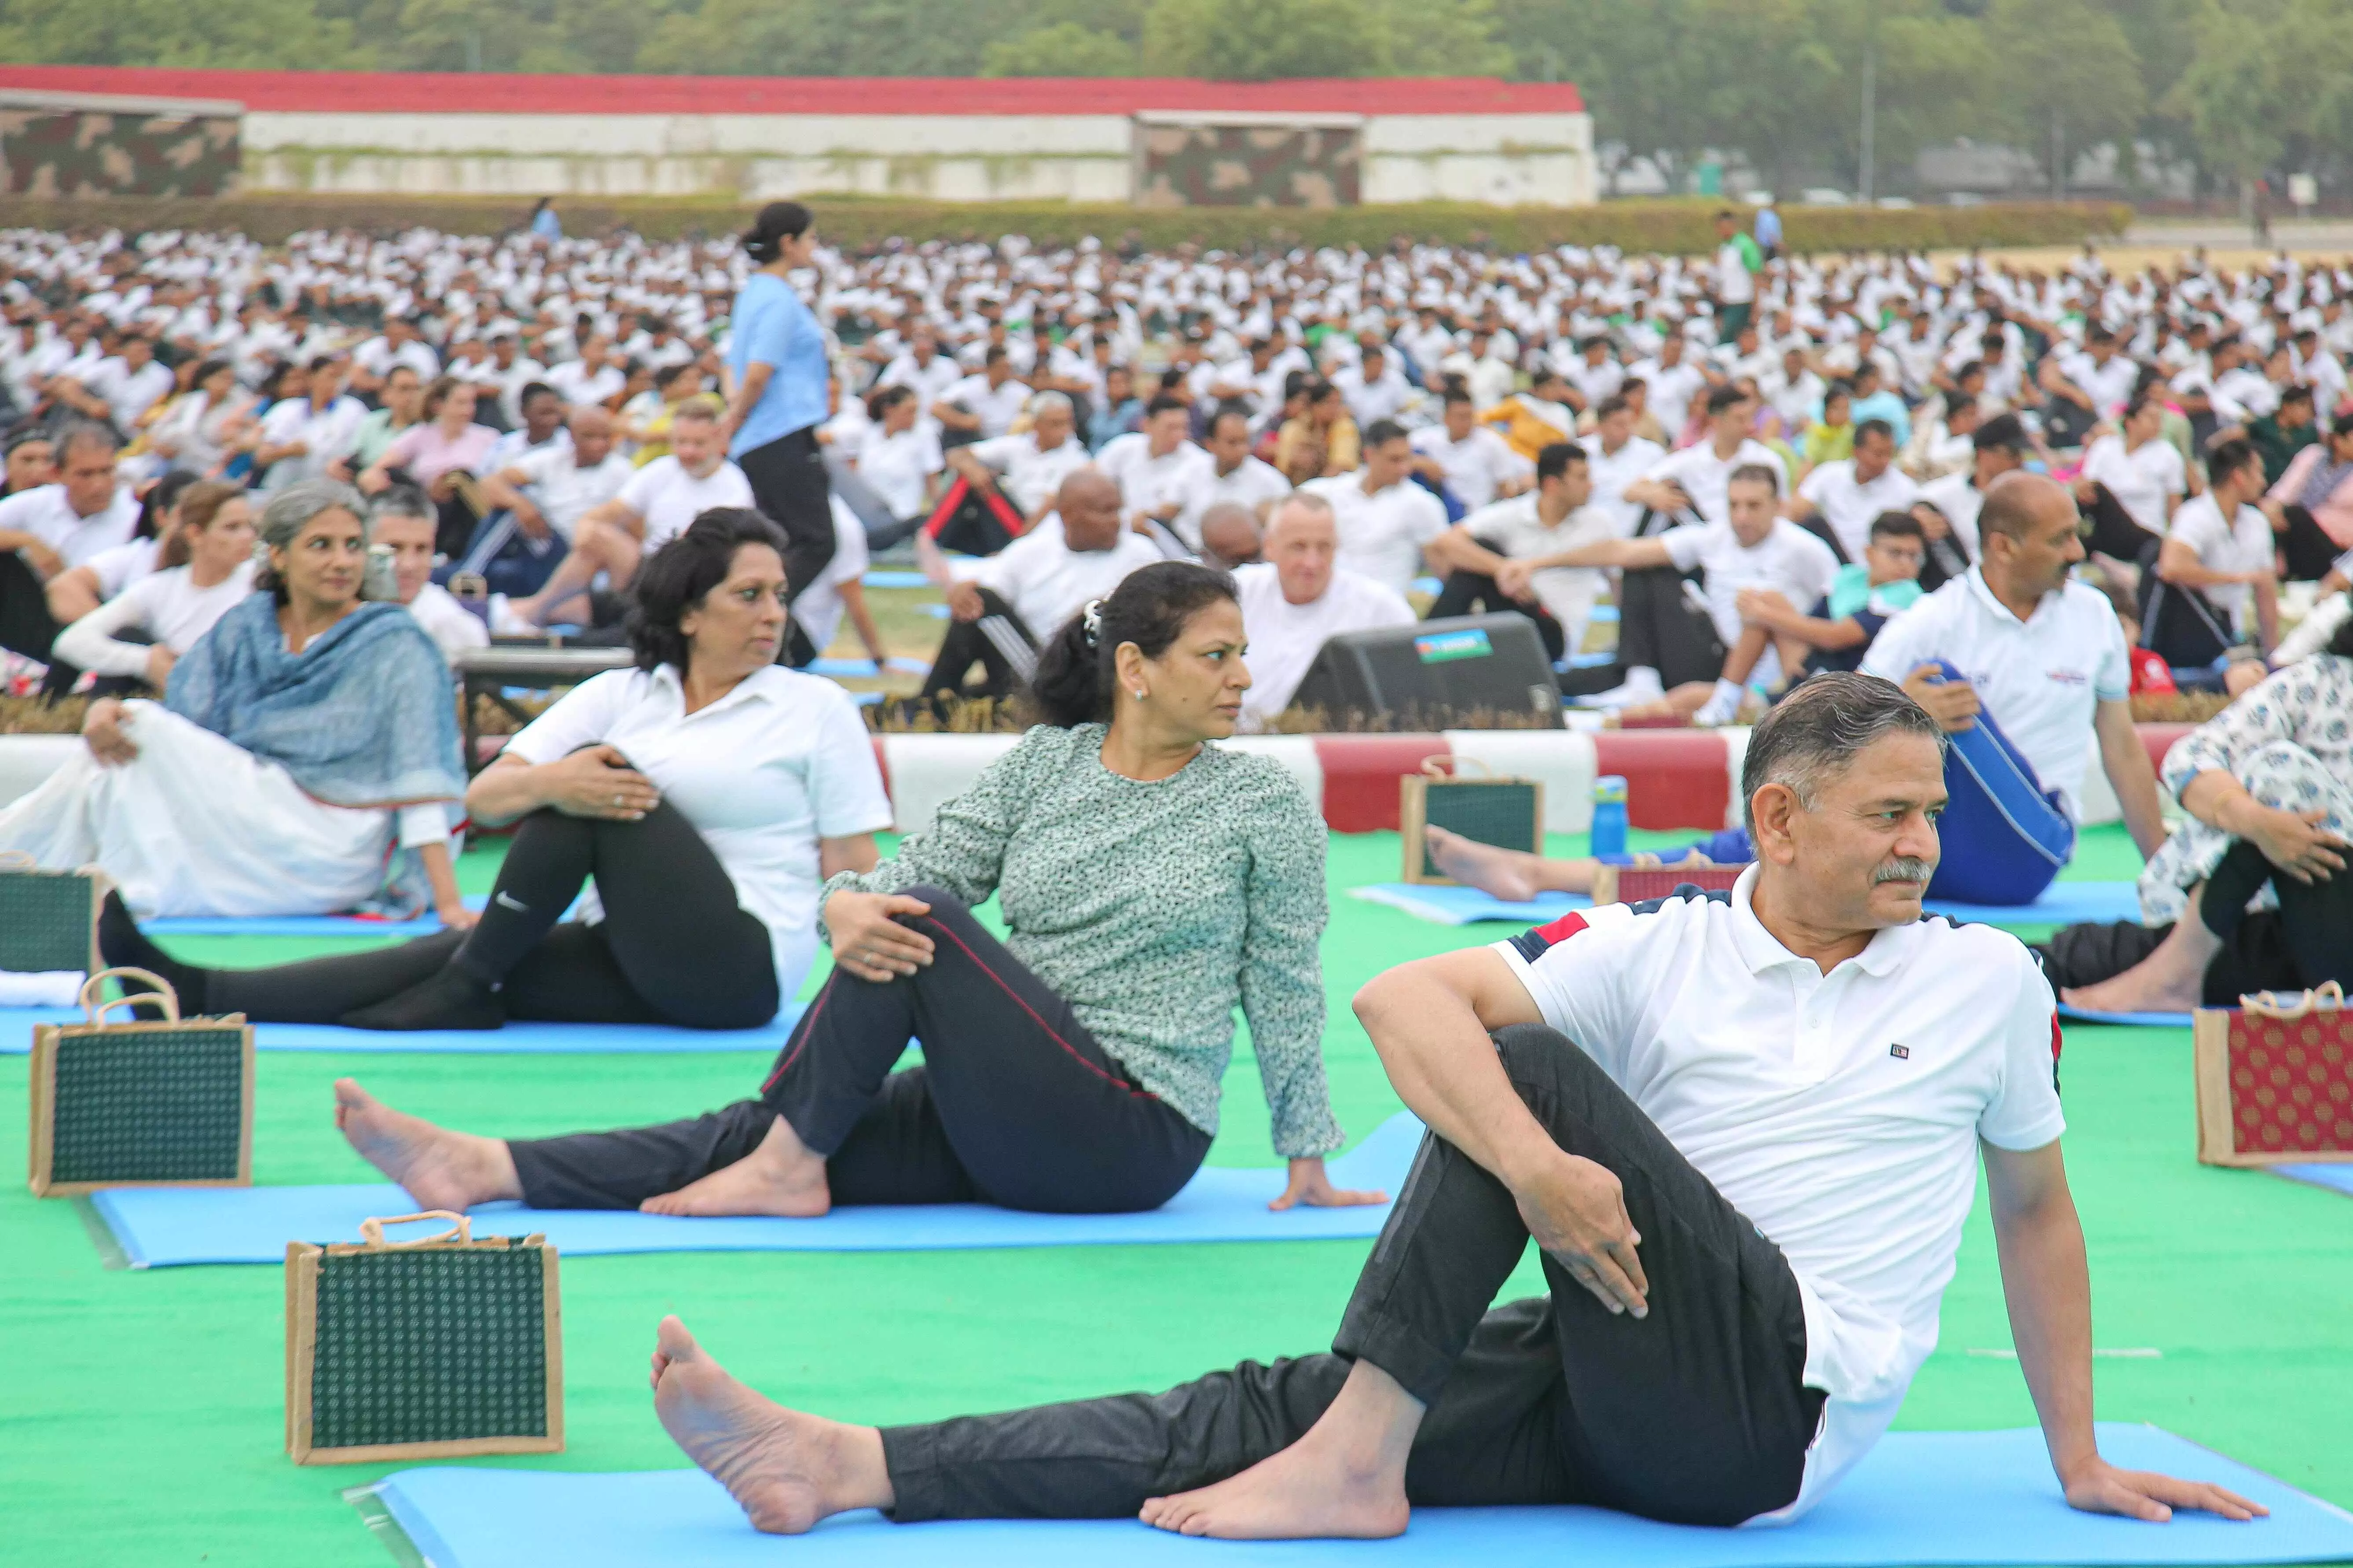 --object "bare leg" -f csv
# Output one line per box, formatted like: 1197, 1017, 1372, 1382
639, 1114, 832, 1218
1615, 680, 1716, 725
1138, 1357, 1418, 1540
2062, 883, 2218, 1014
1718, 619, 1771, 686
511, 520, 640, 626
1424, 824, 1598, 900
333, 1078, 523, 1211
1769, 633, 1812, 690
650, 1316, 893, 1535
